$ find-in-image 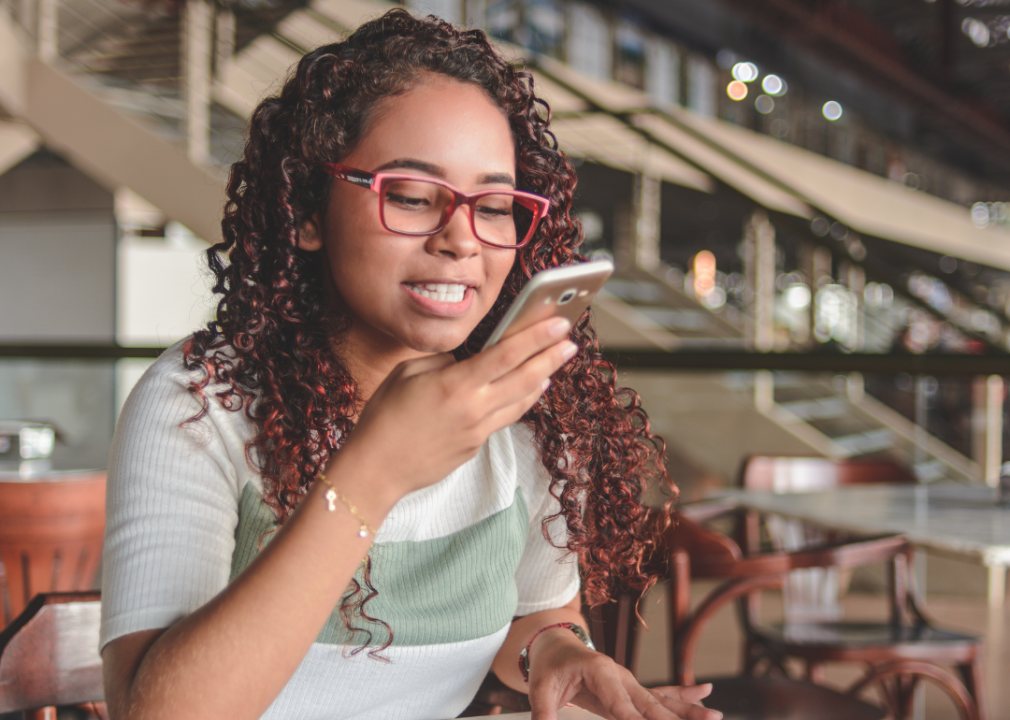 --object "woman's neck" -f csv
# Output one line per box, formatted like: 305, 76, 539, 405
335, 324, 434, 411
